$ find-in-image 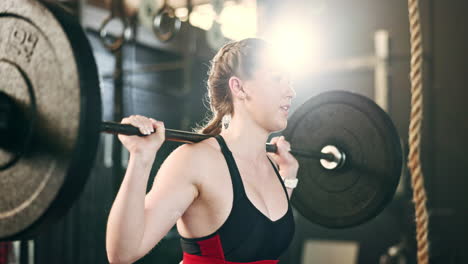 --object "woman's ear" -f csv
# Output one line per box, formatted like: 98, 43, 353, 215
228, 76, 246, 100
